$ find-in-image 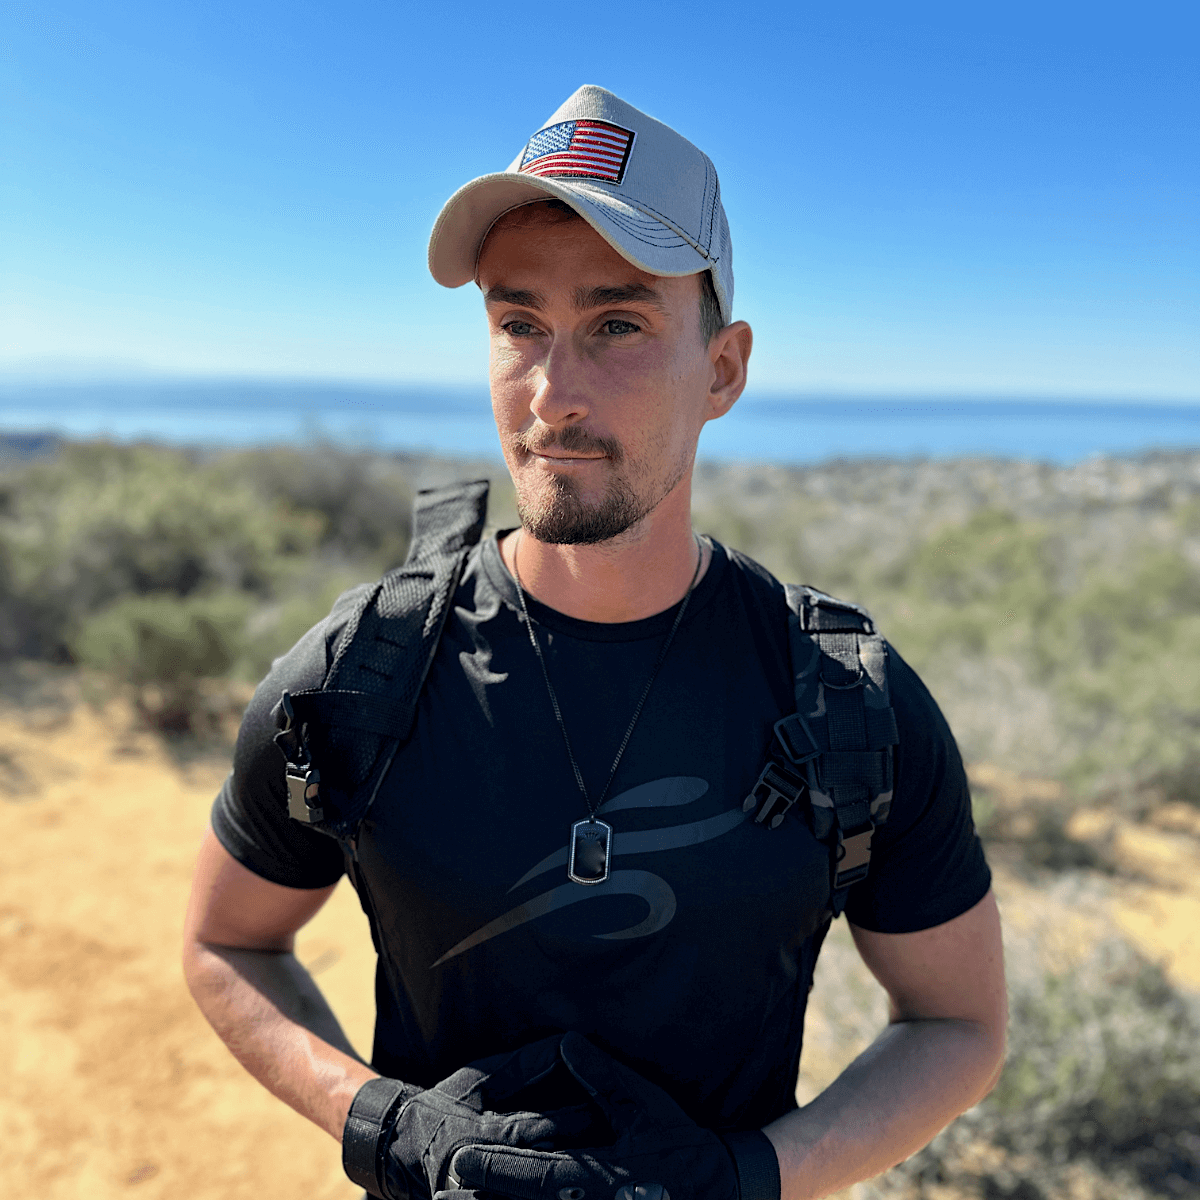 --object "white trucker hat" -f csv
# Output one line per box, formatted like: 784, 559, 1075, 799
428, 85, 734, 326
